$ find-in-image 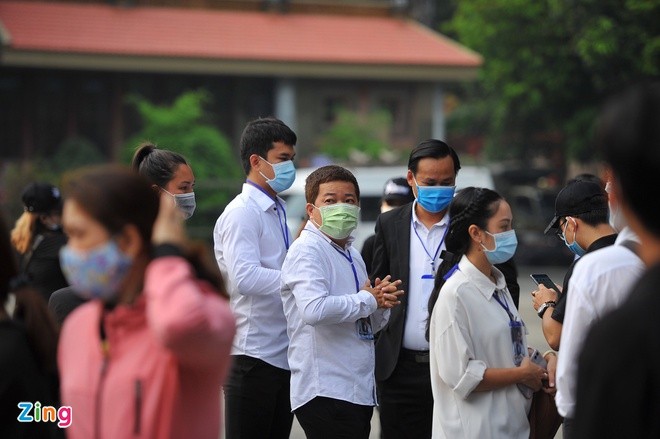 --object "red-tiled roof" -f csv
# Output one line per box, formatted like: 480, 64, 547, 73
0, 1, 481, 68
